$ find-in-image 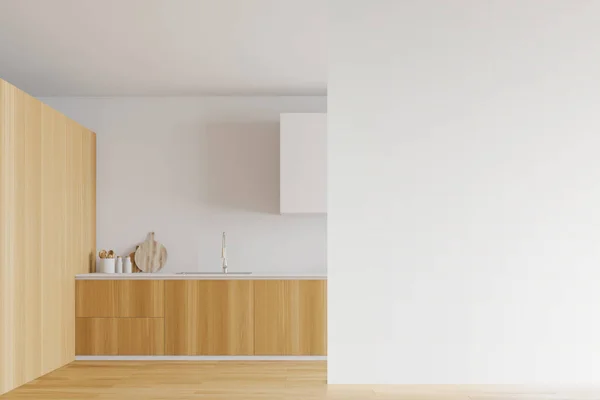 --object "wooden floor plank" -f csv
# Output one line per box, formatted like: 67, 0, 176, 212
1, 362, 600, 399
